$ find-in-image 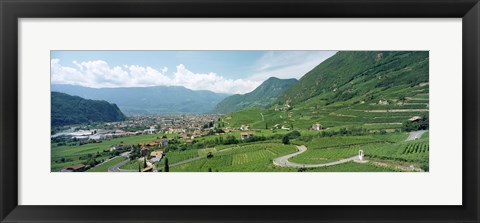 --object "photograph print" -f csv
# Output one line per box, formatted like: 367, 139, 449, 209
51, 50, 429, 172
